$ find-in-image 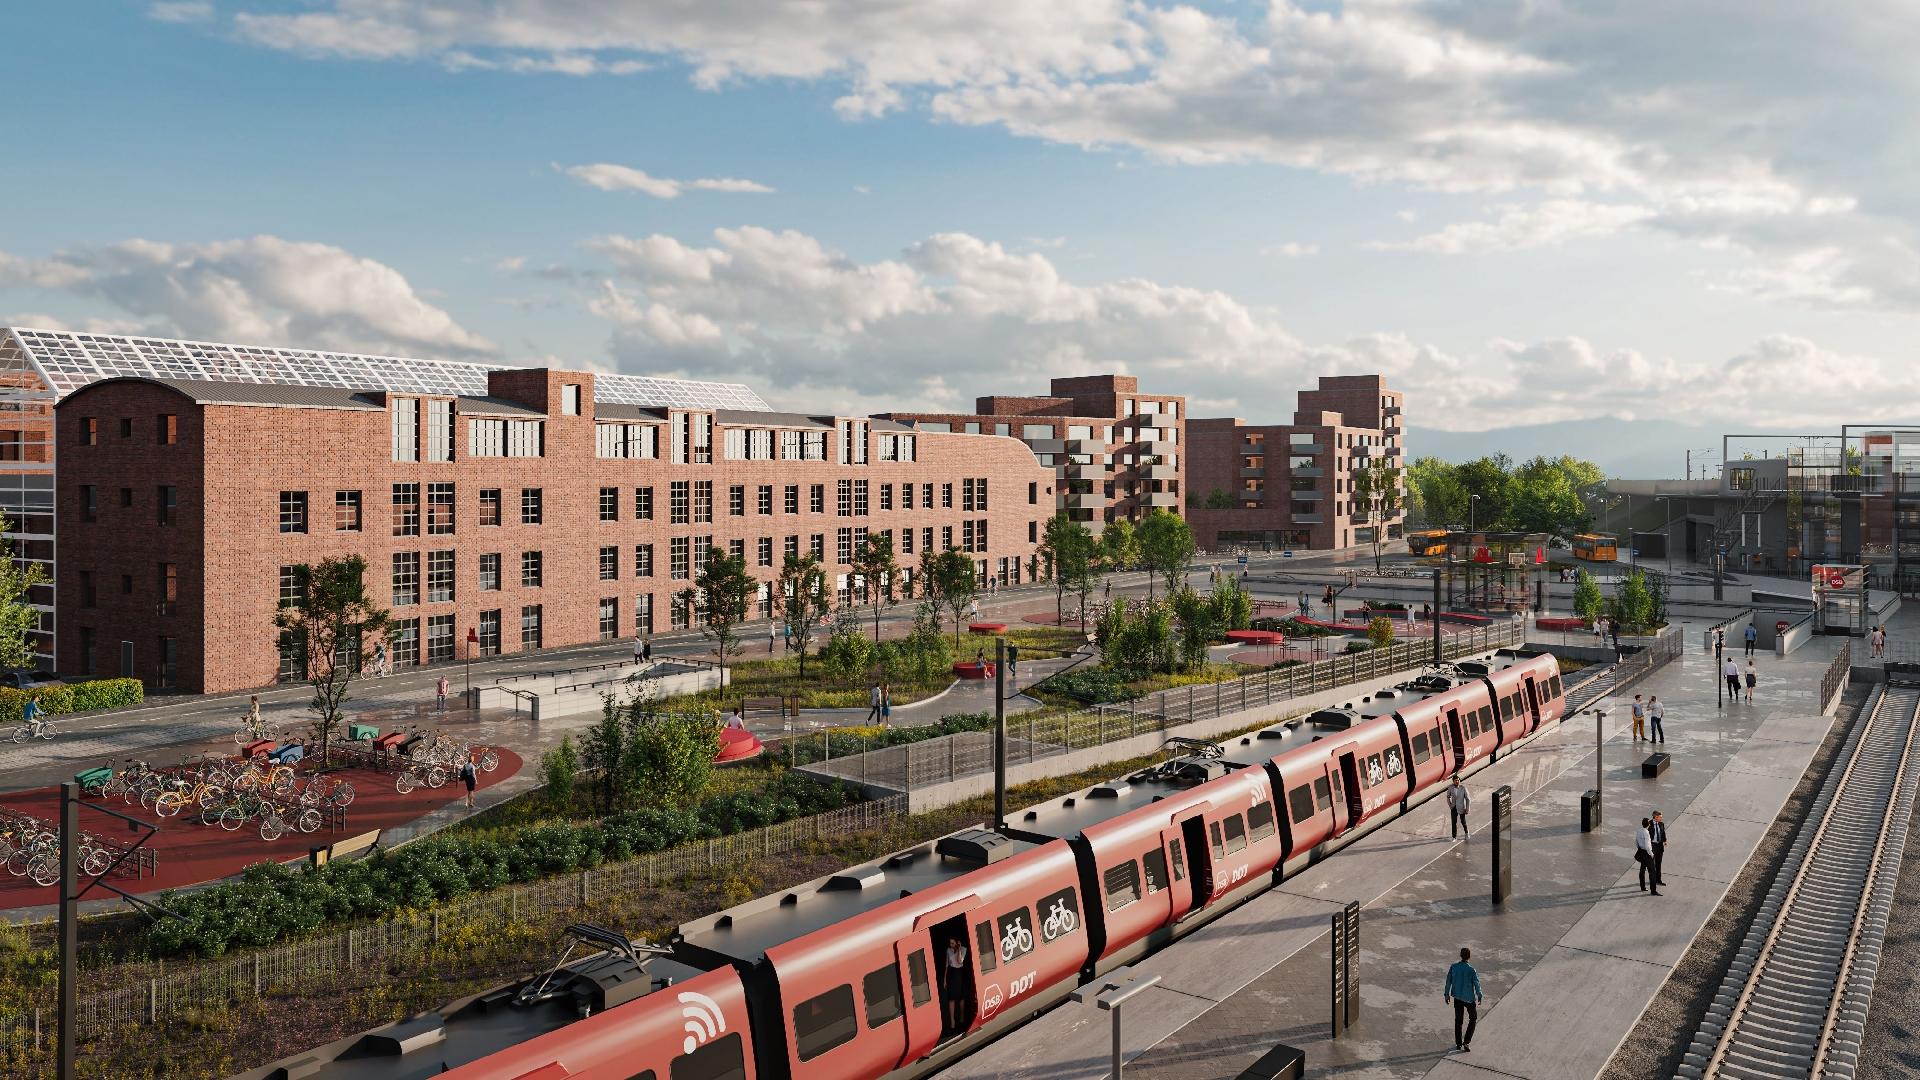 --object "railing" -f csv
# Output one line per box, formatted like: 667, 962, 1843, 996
0, 796, 911, 1060
799, 623, 1524, 792
1823, 640, 1853, 712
